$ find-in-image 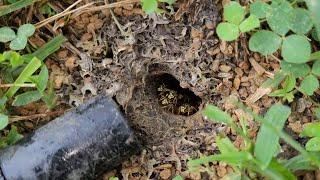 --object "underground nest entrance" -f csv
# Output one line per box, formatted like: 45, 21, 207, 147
154, 74, 201, 116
